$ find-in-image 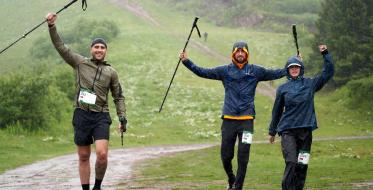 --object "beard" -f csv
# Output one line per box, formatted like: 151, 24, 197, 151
235, 56, 246, 63
234, 55, 247, 64
92, 53, 105, 61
